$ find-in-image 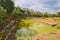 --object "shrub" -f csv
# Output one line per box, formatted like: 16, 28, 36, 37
0, 6, 7, 24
